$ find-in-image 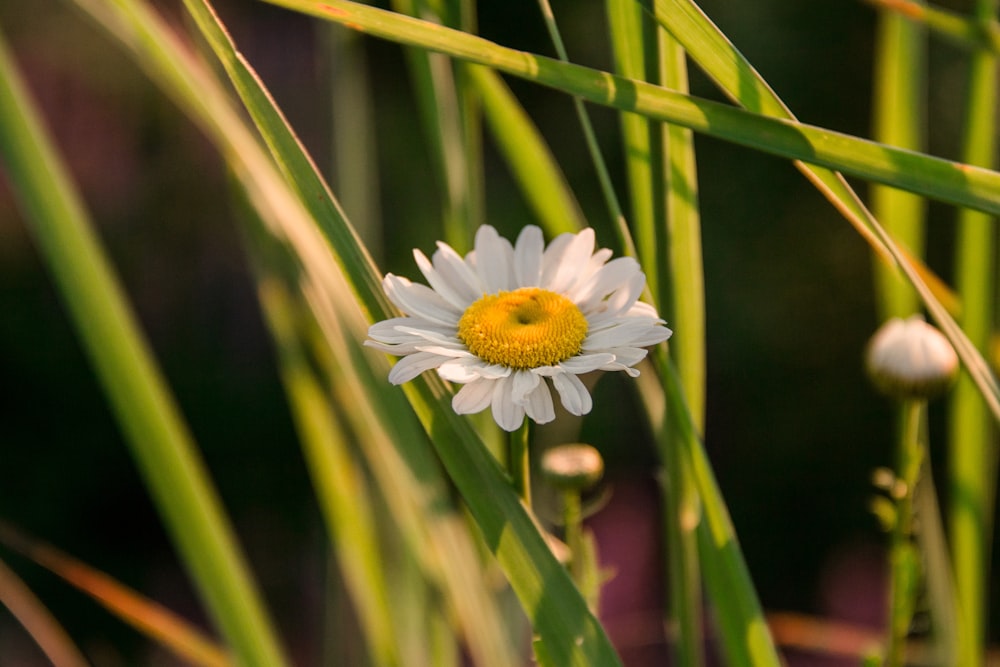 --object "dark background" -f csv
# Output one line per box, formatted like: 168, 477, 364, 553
0, 0, 995, 664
